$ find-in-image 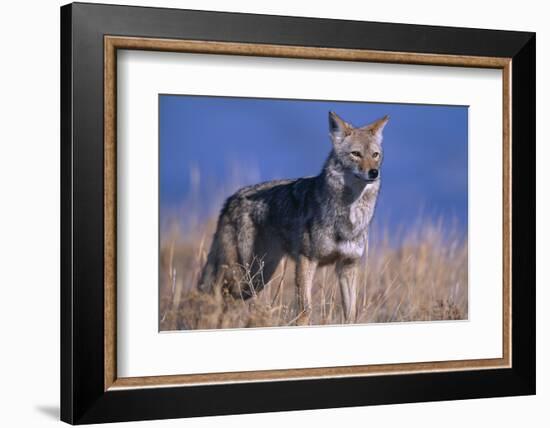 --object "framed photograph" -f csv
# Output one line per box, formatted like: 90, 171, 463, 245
61, 2, 535, 424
